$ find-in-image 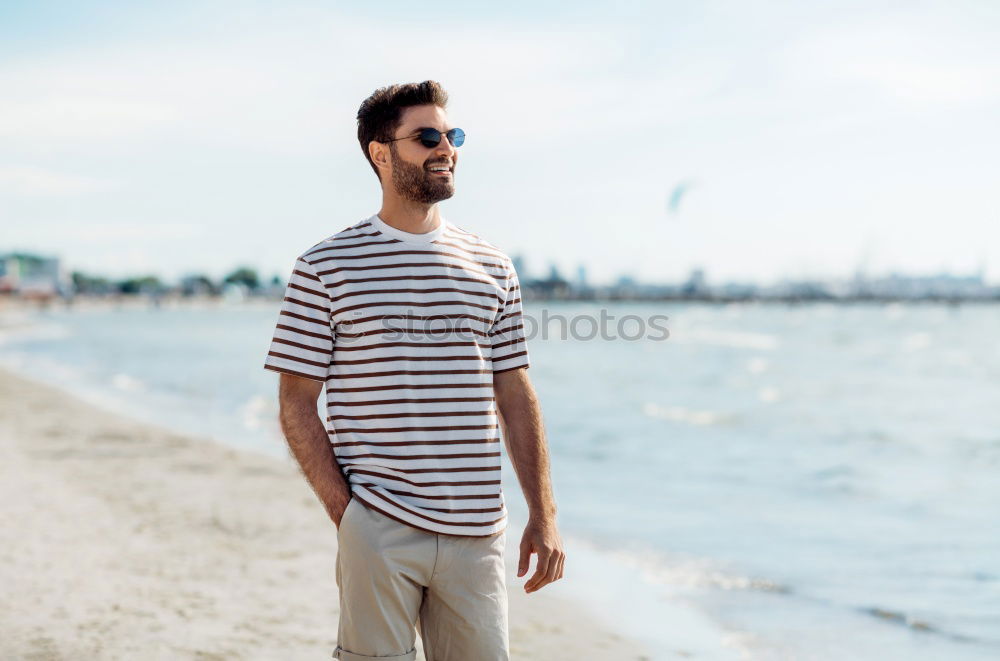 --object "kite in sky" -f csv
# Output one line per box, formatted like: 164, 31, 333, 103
667, 179, 697, 216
